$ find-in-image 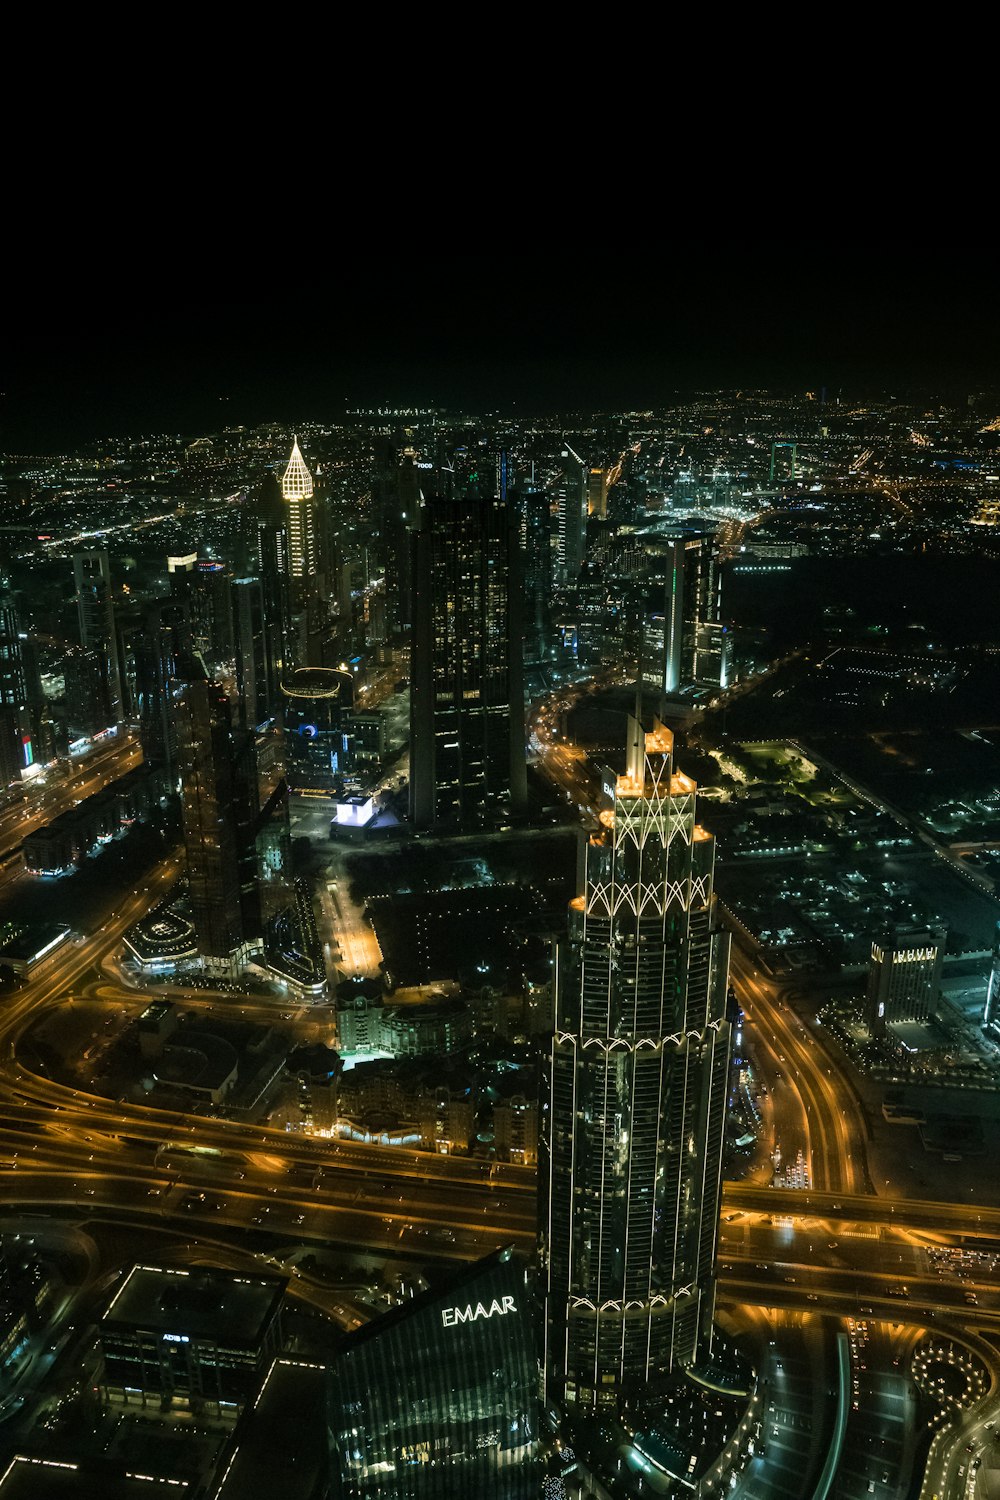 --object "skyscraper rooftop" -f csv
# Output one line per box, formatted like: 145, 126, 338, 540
281, 437, 314, 501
